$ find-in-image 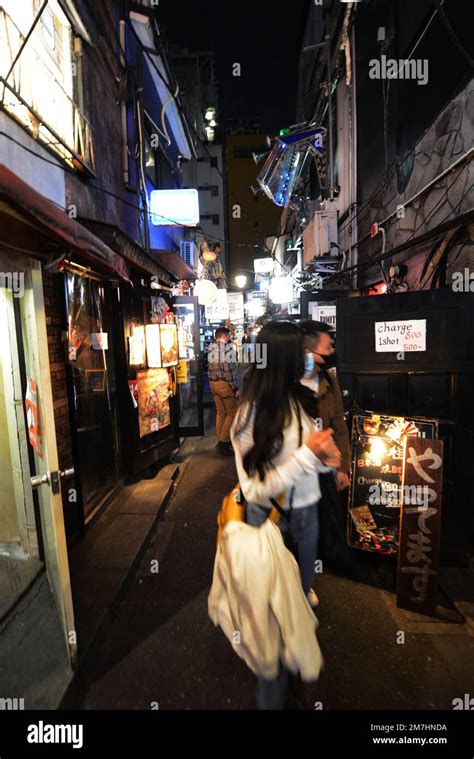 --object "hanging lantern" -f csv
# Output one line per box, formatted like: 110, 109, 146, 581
200, 241, 217, 262
194, 279, 218, 305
